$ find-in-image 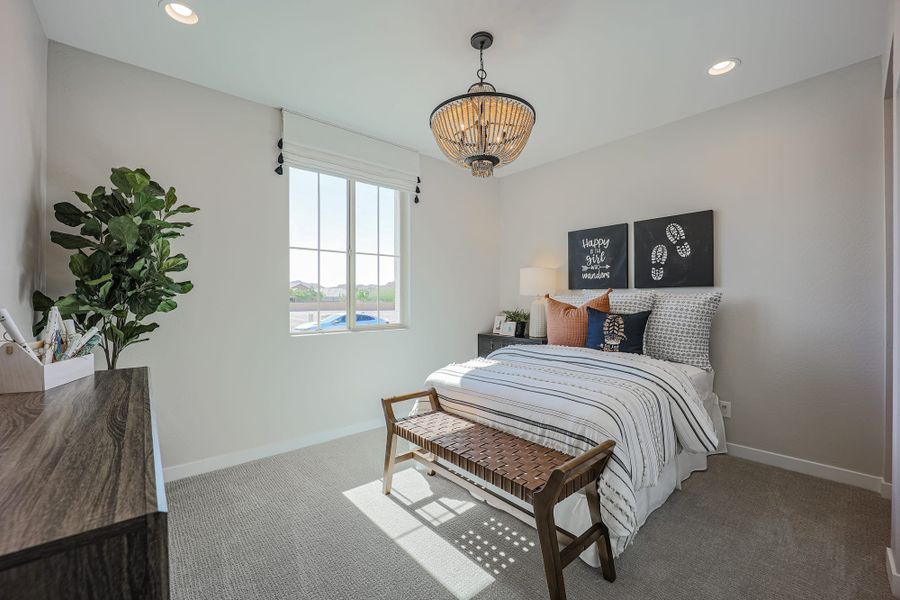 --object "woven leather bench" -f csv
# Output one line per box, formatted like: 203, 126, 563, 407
382, 388, 616, 600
